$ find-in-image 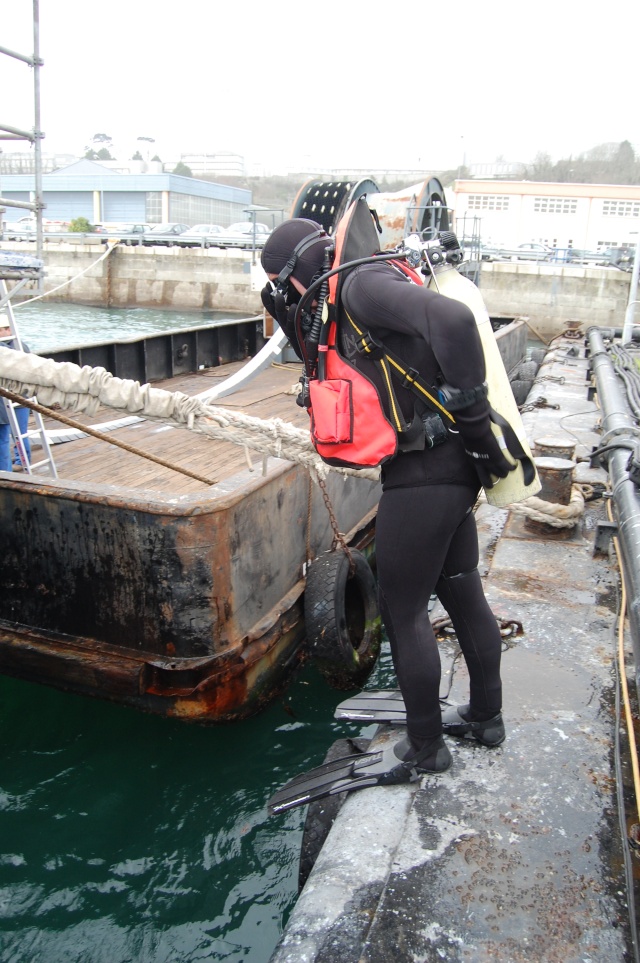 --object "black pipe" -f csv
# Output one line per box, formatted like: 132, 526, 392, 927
587, 325, 640, 343
588, 327, 640, 702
